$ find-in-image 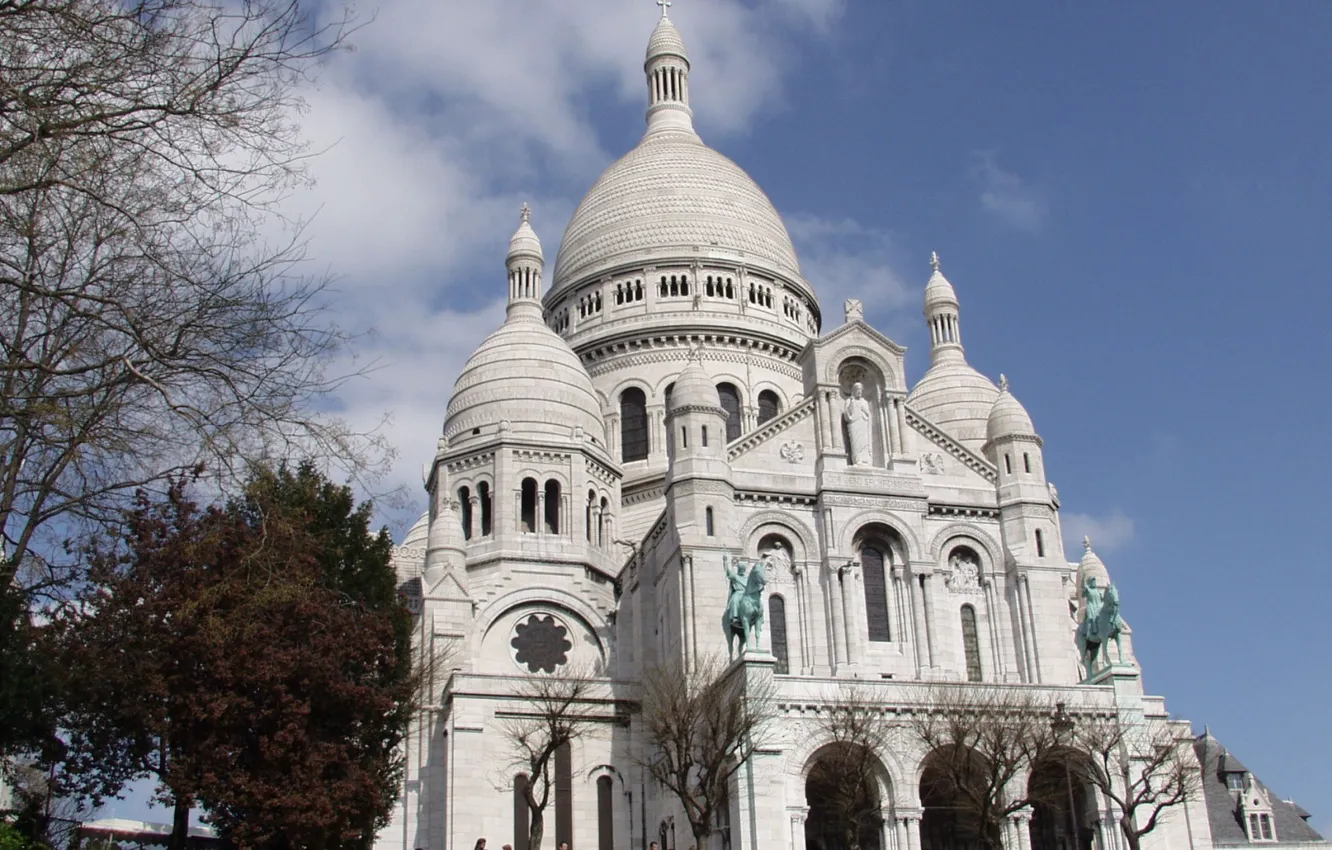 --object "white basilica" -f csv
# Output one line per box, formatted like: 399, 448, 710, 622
381, 11, 1325, 850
